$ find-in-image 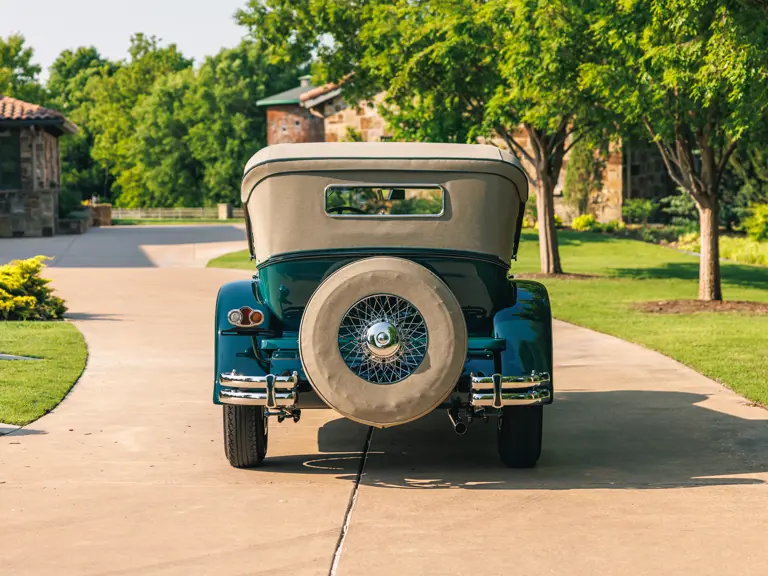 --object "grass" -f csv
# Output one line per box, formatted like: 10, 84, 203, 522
207, 231, 768, 405
112, 218, 239, 226
513, 230, 768, 405
0, 322, 87, 426
207, 249, 253, 269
